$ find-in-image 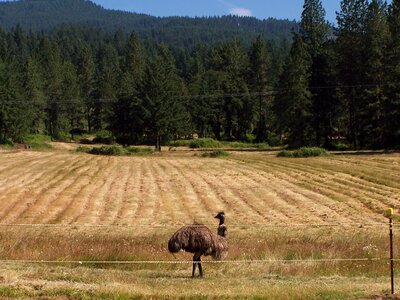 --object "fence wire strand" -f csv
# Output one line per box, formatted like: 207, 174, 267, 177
0, 222, 392, 228
0, 258, 389, 265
